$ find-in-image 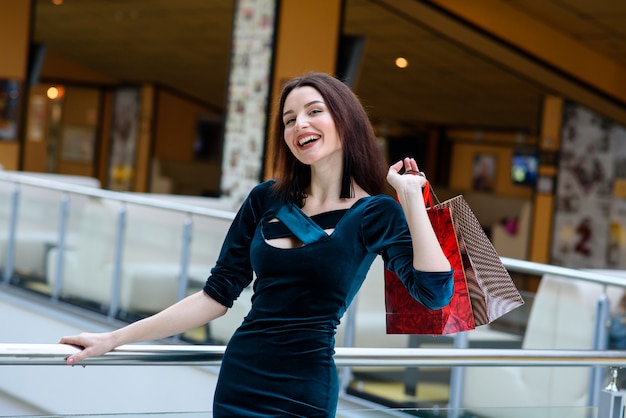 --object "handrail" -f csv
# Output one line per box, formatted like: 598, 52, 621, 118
0, 171, 236, 221
2, 343, 626, 368
501, 257, 626, 287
